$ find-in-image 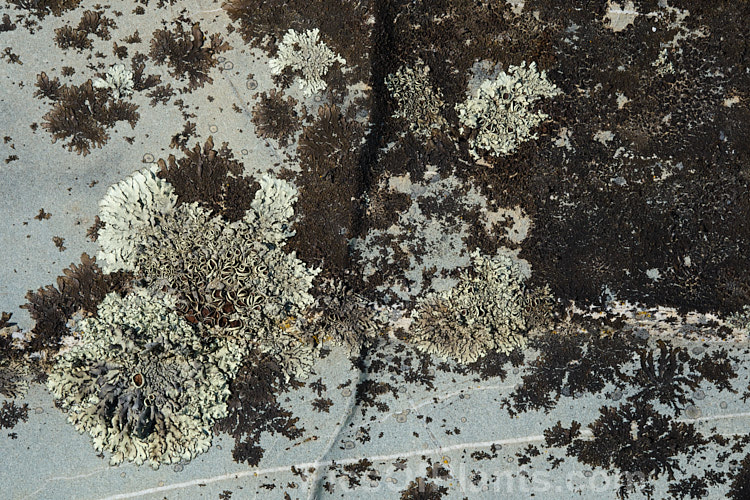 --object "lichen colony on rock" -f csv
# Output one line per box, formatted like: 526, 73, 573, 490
47, 289, 242, 468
